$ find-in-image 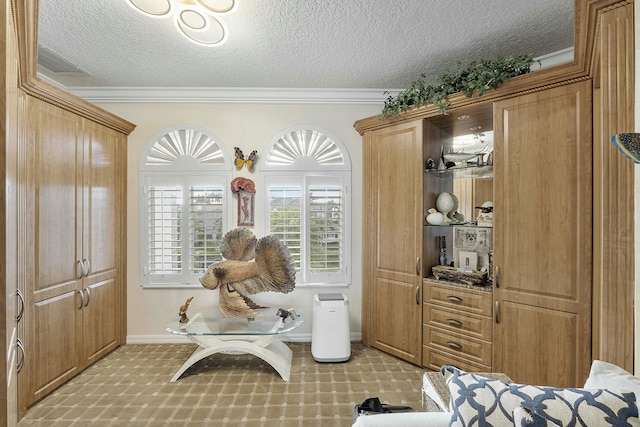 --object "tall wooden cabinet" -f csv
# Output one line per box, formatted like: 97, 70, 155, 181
356, 0, 634, 387
492, 81, 593, 387
19, 96, 127, 411
362, 121, 427, 365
